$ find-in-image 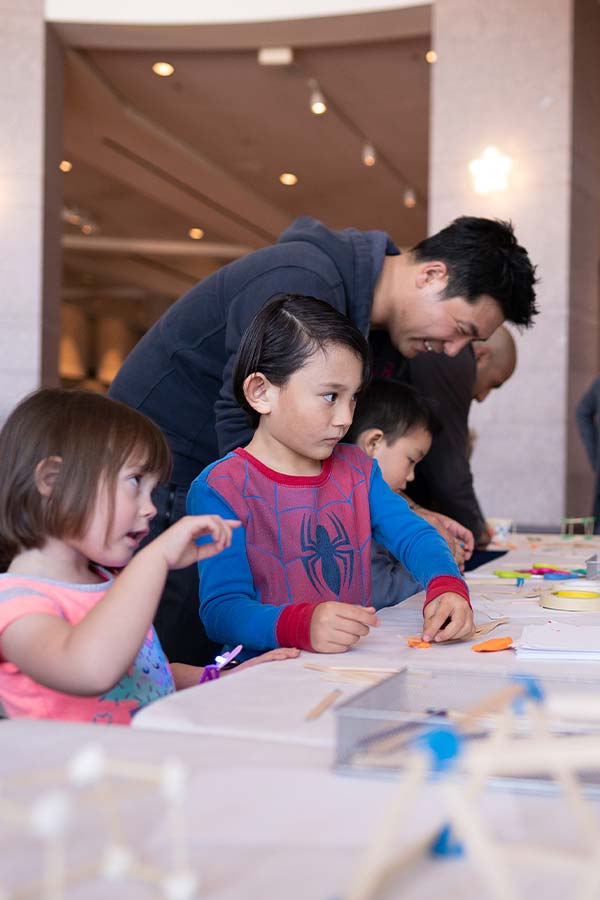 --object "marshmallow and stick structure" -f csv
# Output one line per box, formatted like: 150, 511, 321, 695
344, 675, 600, 900
0, 744, 198, 900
